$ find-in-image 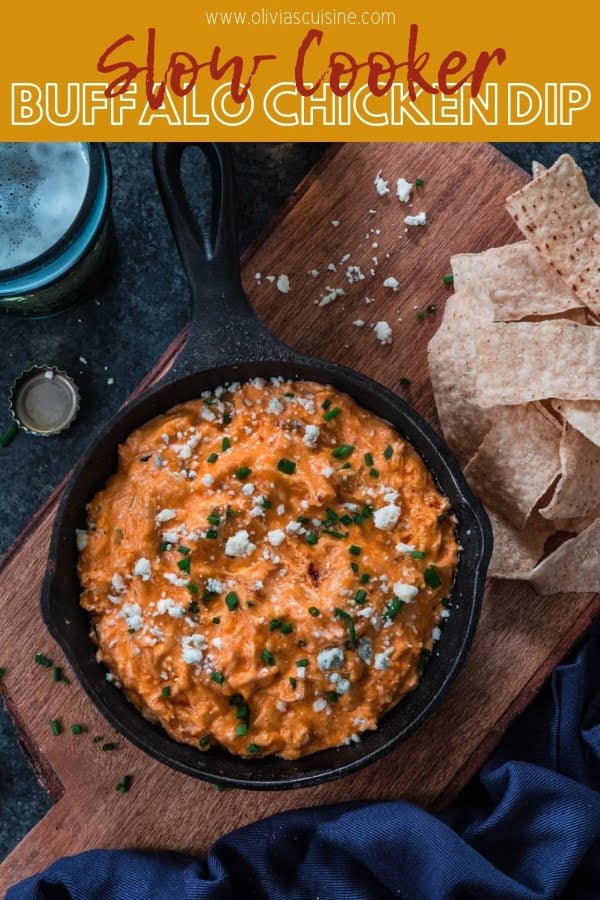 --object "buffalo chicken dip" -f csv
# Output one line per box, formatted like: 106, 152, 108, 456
78, 379, 458, 759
